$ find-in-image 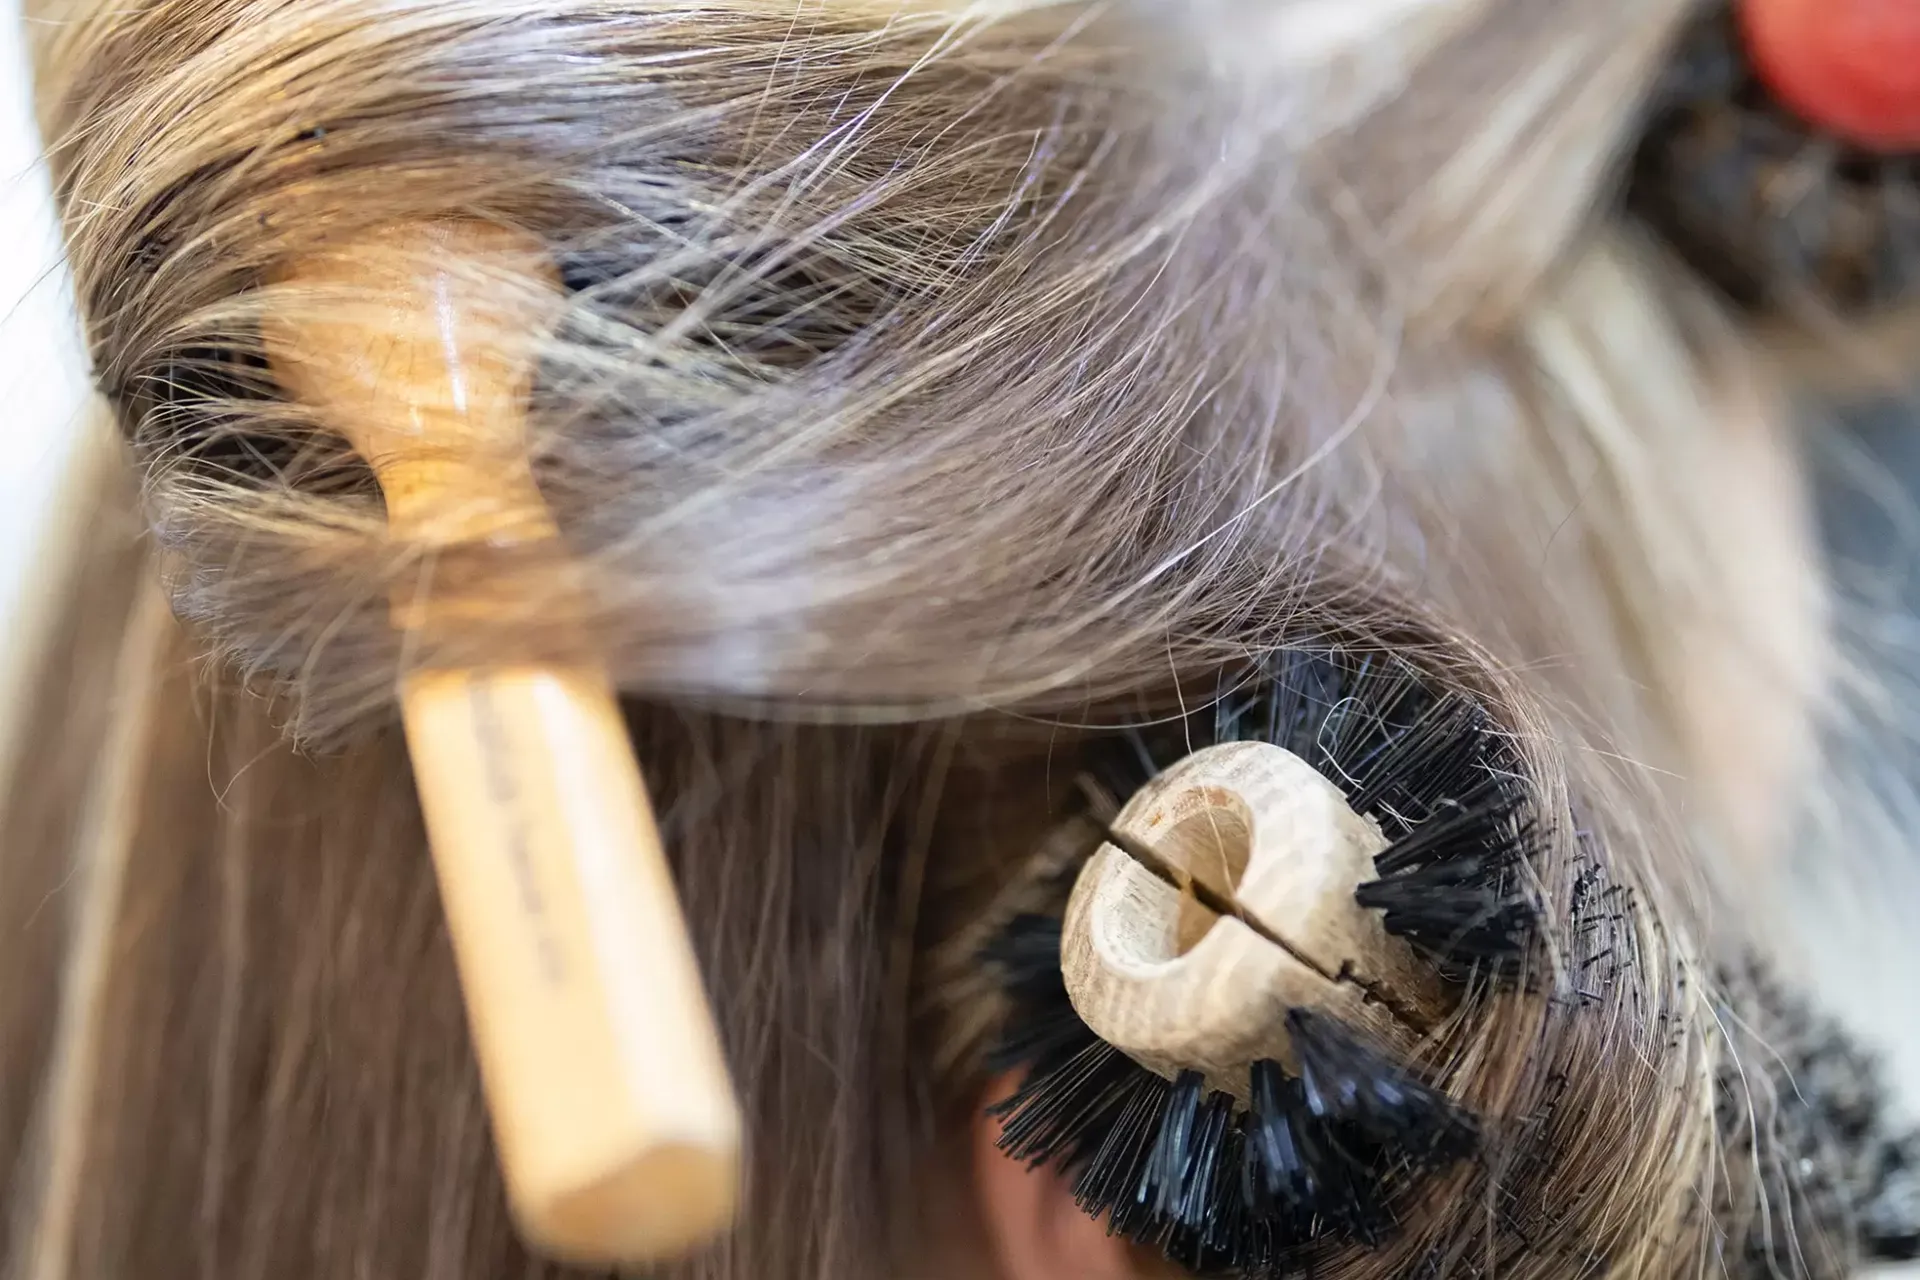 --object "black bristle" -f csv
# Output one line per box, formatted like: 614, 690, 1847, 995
1146, 1071, 1209, 1222
1073, 1073, 1168, 1225
1243, 1058, 1393, 1245
1863, 1134, 1920, 1262
1246, 1059, 1318, 1211
994, 1039, 1138, 1168
1367, 778, 1520, 877
1181, 1091, 1237, 1231
1346, 697, 1491, 823
980, 913, 1090, 1079
1714, 965, 1920, 1275
1285, 1010, 1479, 1165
